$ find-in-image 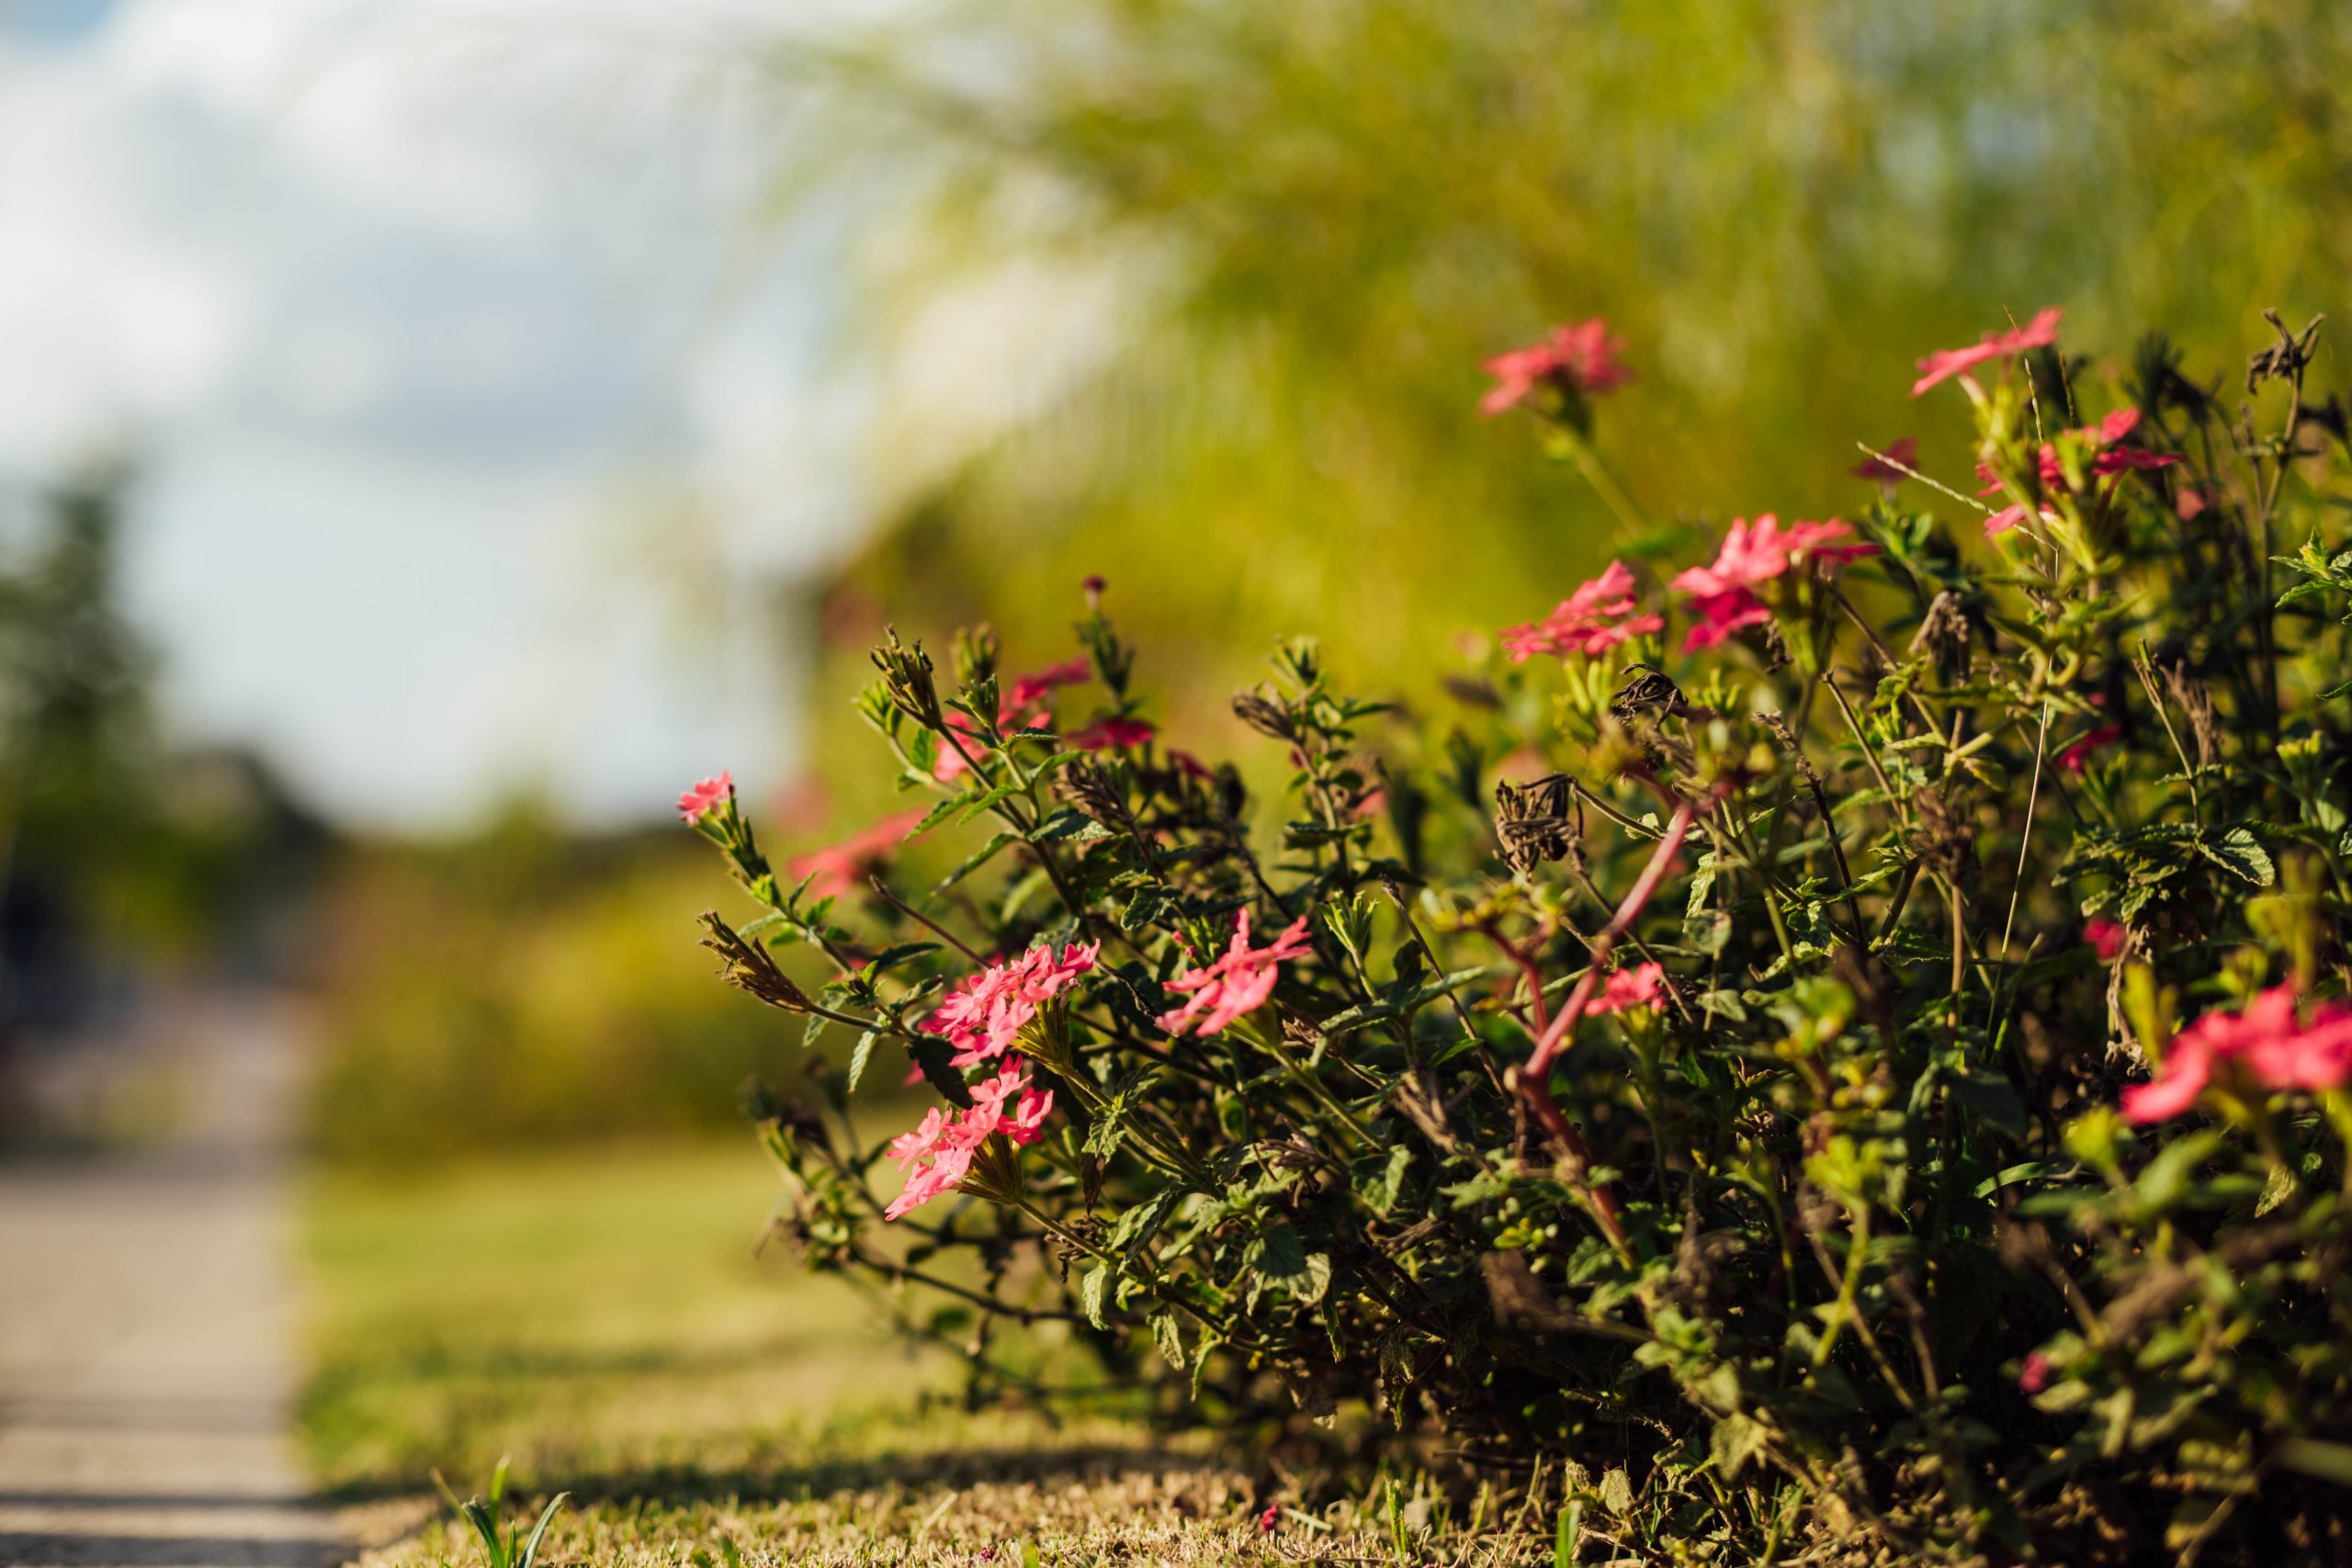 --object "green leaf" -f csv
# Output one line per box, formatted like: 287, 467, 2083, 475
516, 1494, 570, 1568
1080, 1262, 1111, 1329
845, 1031, 877, 1093
2199, 826, 2275, 886
1244, 1221, 1332, 1306
905, 789, 970, 838
1031, 805, 1108, 842
1149, 1309, 1186, 1371
1119, 885, 1176, 931
1107, 1186, 1182, 1261
2135, 1131, 2222, 1213
954, 781, 1027, 824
